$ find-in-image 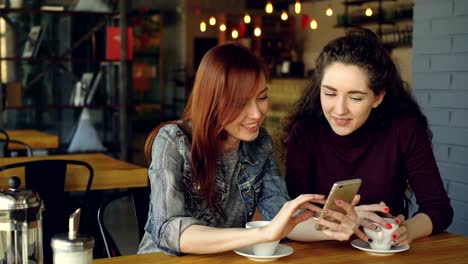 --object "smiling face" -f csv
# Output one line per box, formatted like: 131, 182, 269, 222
320, 62, 385, 136
223, 74, 268, 151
